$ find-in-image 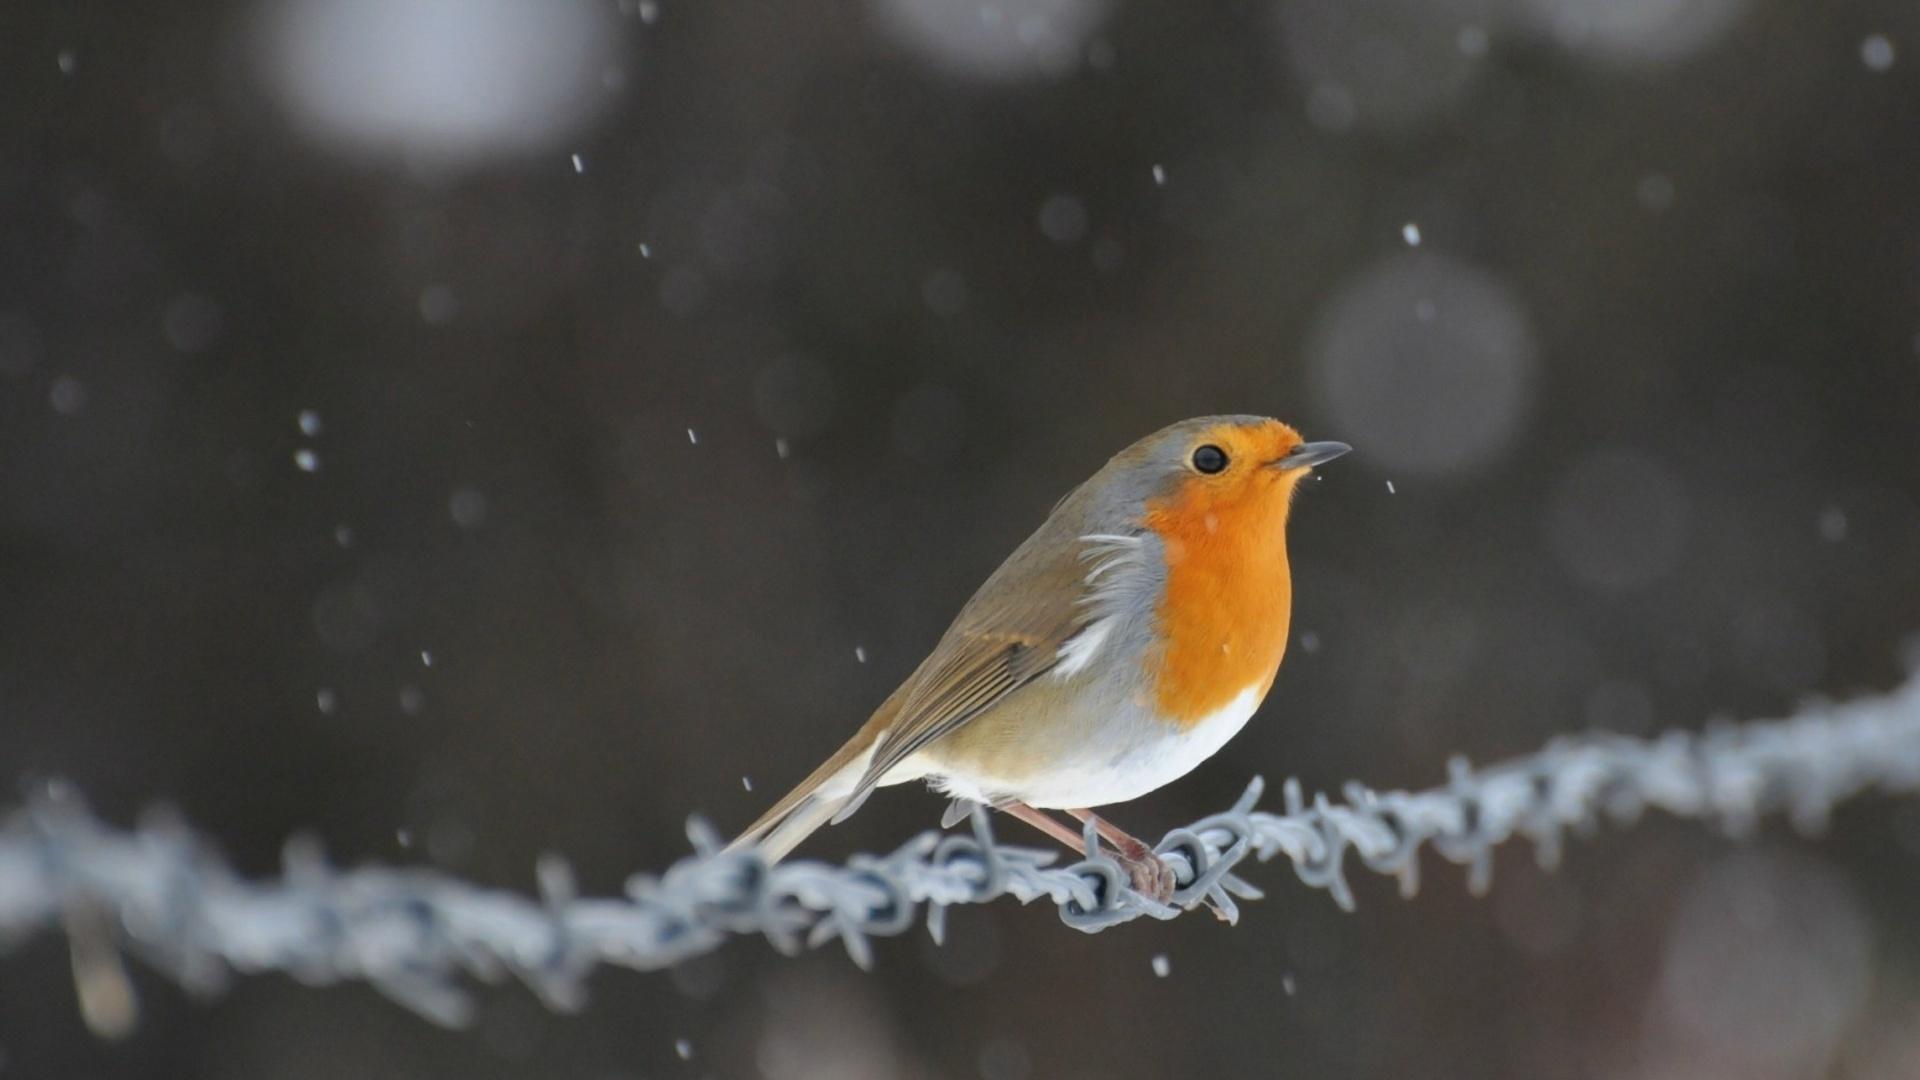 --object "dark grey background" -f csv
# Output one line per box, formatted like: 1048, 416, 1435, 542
4, 1, 1920, 1077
